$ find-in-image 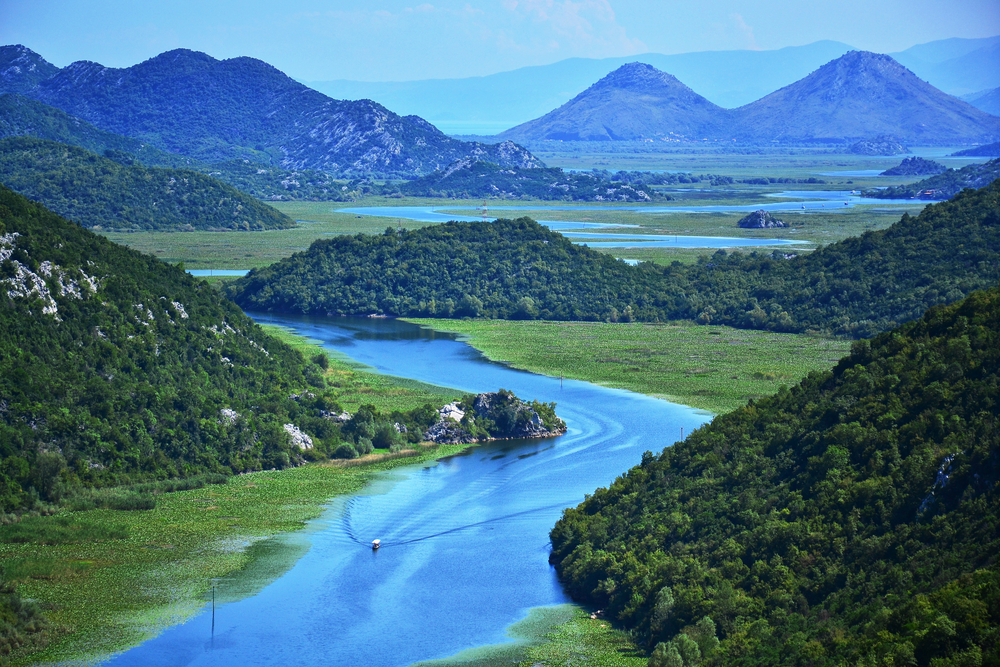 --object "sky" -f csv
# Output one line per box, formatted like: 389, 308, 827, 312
2, 0, 998, 82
